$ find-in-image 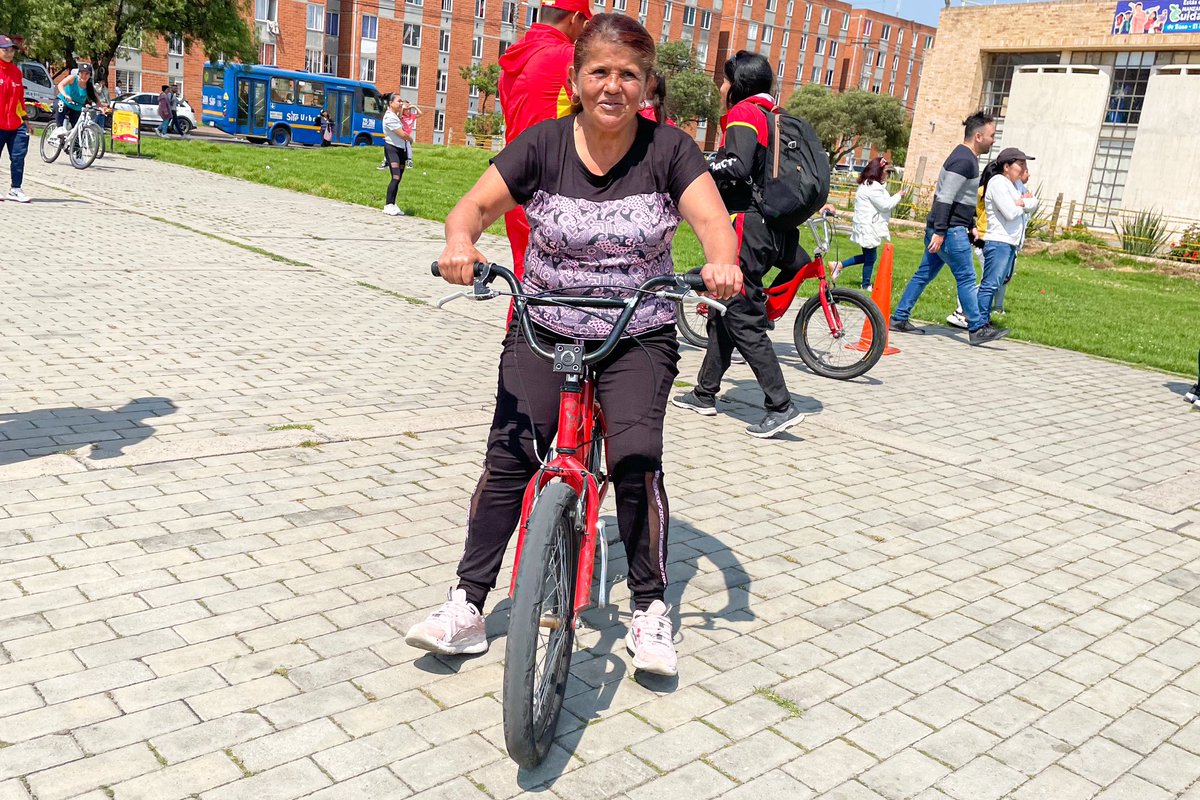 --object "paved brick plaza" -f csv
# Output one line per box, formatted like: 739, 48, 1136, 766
2, 154, 1199, 799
